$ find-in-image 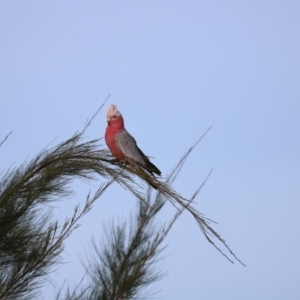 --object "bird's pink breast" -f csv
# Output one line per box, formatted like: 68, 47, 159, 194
105, 126, 125, 160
